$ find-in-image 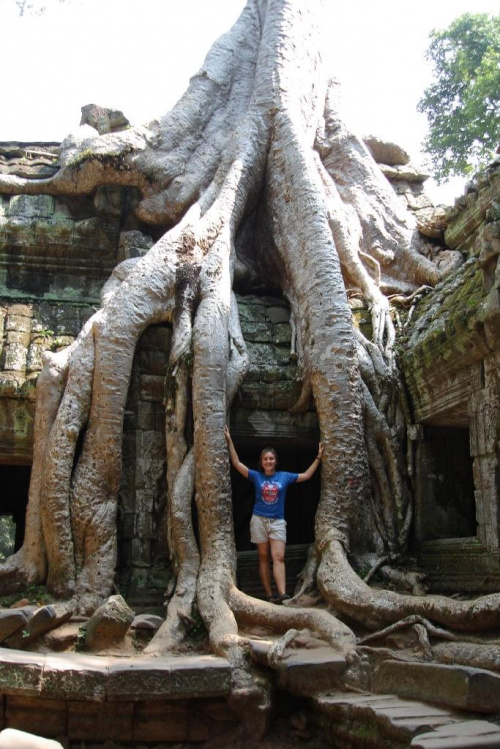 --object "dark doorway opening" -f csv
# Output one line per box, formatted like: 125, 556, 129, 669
419, 426, 476, 541
230, 446, 320, 551
0, 465, 31, 555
